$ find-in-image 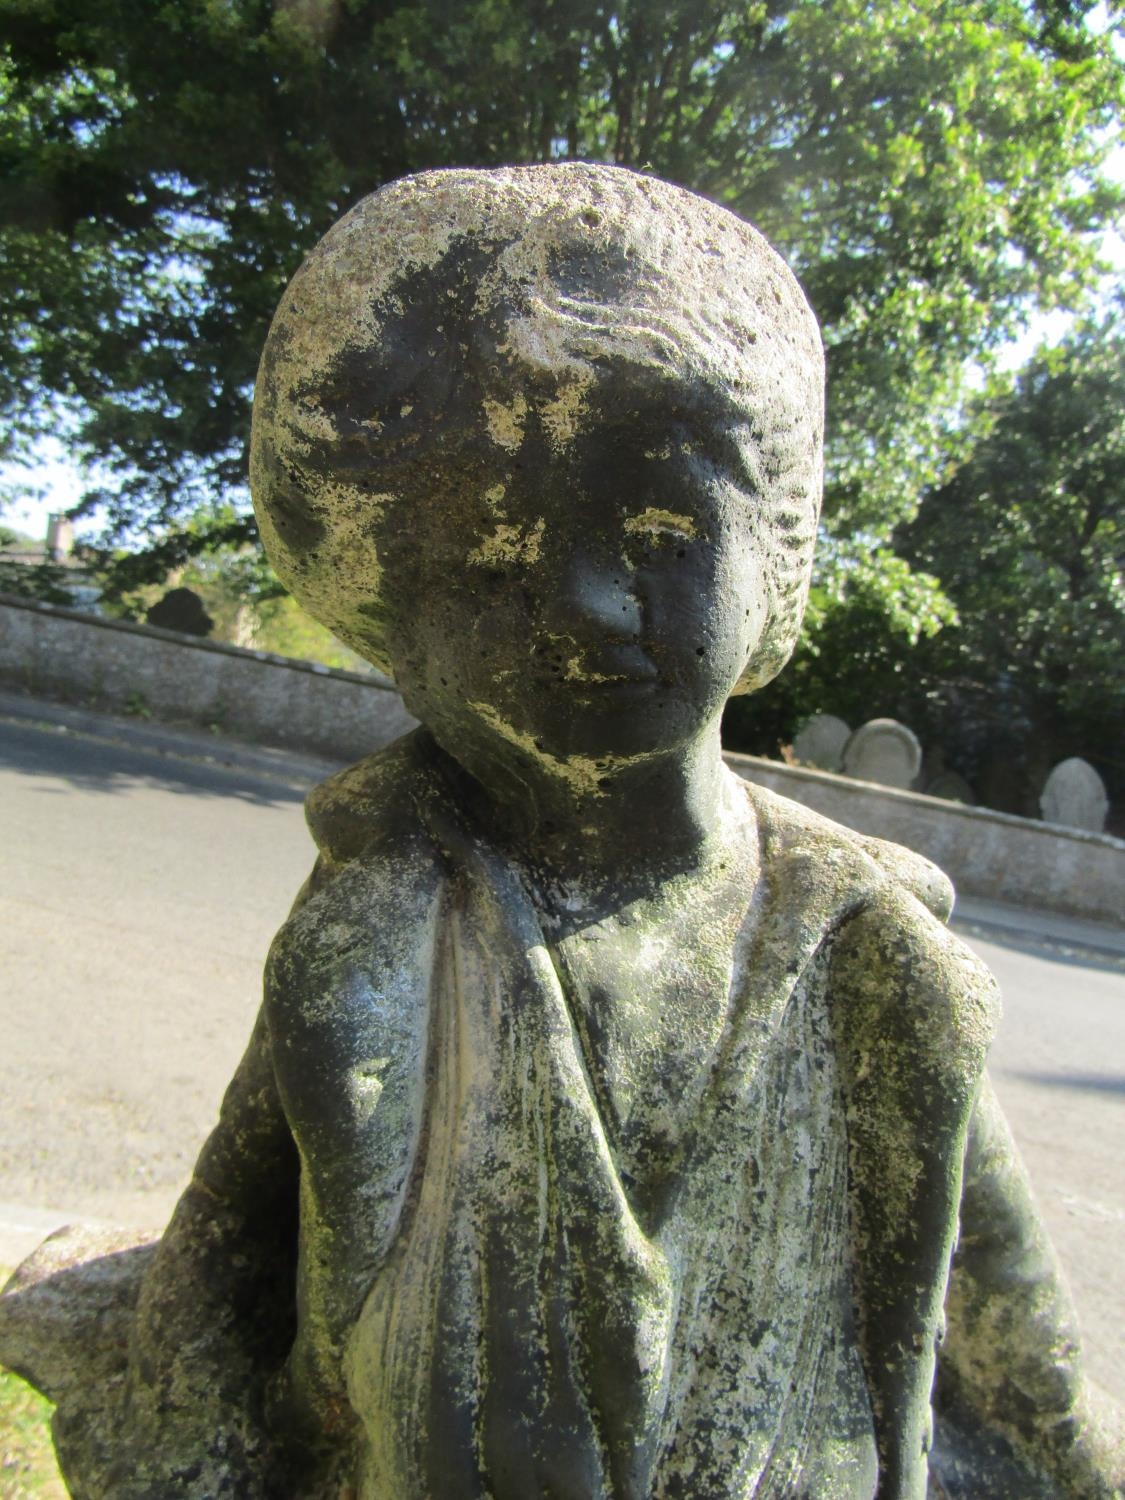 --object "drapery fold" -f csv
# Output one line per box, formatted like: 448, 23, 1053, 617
344, 777, 883, 1498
